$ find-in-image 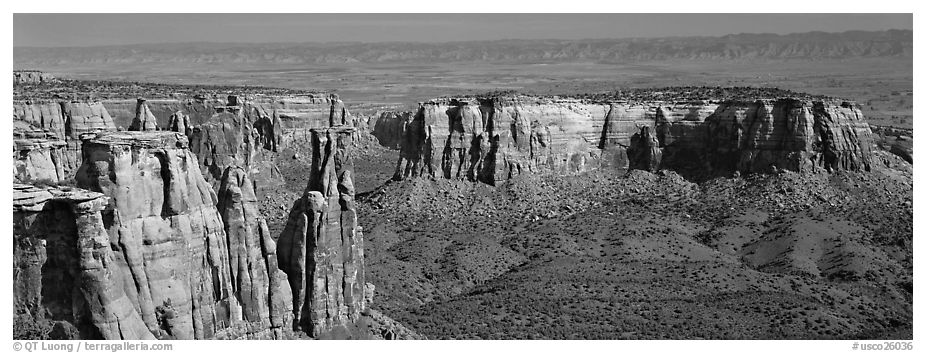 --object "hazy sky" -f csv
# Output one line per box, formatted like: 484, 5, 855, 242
14, 13, 913, 47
